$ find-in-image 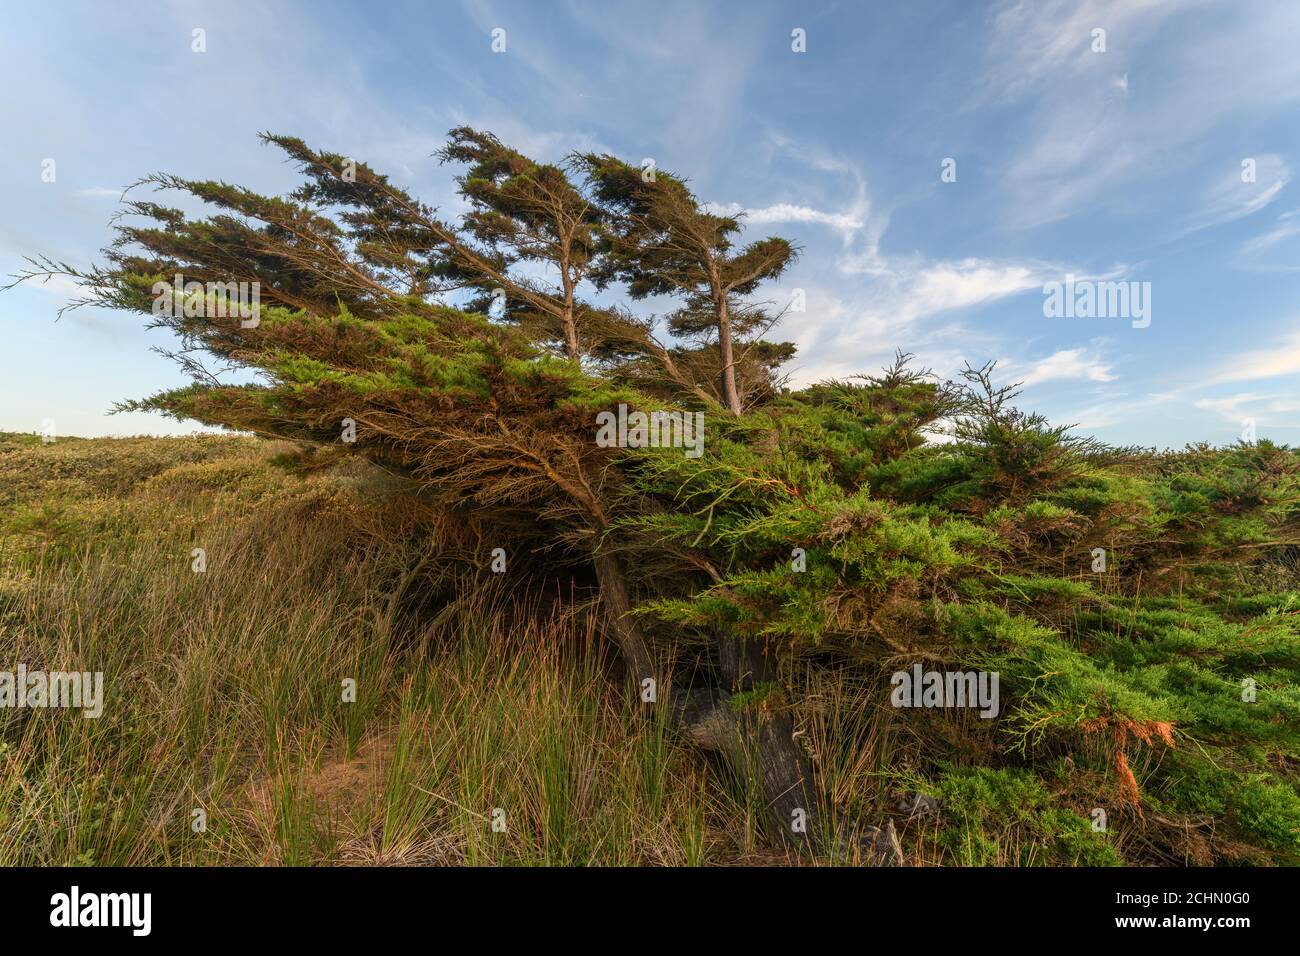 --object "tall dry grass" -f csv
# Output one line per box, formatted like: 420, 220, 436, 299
2, 433, 881, 865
